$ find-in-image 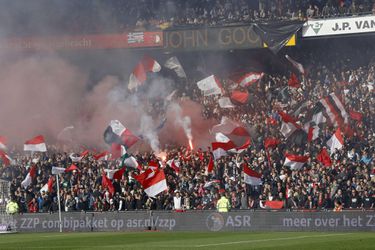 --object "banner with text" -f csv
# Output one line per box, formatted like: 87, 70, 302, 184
0, 32, 163, 50
1, 211, 374, 232
303, 15, 375, 37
